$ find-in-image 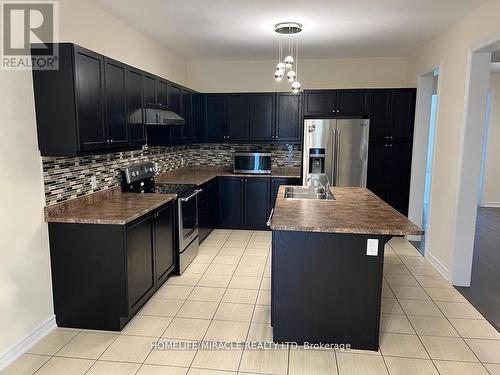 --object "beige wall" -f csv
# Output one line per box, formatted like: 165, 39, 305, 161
482, 72, 500, 205
406, 0, 500, 273
0, 0, 187, 357
187, 57, 410, 92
